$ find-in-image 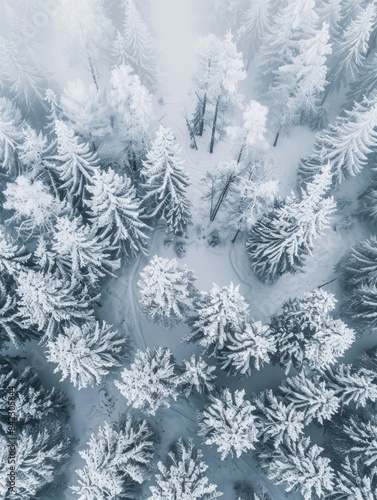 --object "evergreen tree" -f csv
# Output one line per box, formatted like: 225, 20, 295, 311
16, 269, 95, 340
72, 415, 155, 498
325, 363, 377, 408
47, 321, 128, 390
138, 256, 197, 327
142, 125, 191, 235
18, 125, 49, 173
51, 215, 120, 284
317, 0, 343, 38
4, 176, 62, 235
185, 282, 249, 355
148, 438, 223, 499
52, 120, 100, 204
197, 388, 258, 459
279, 371, 340, 425
269, 289, 355, 372
178, 355, 217, 396
61, 79, 111, 143
254, 390, 305, 449
237, 0, 272, 64
108, 64, 154, 171
86, 168, 149, 259
121, 0, 157, 89
247, 165, 336, 283
331, 457, 377, 499
219, 319, 276, 376
0, 96, 23, 175
347, 51, 377, 104
298, 92, 377, 185
344, 281, 377, 328
261, 436, 335, 500
60, 0, 114, 89
338, 236, 377, 290
115, 347, 178, 416
0, 225, 30, 276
